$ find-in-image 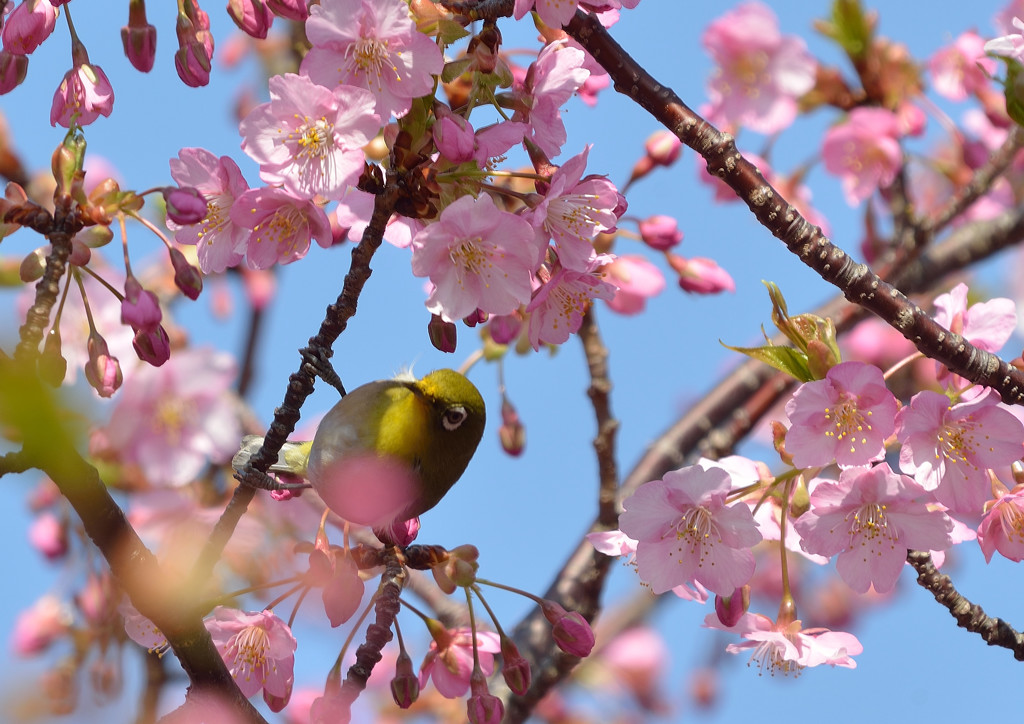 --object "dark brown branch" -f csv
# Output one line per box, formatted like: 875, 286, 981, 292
578, 307, 619, 528
566, 10, 1024, 407
907, 551, 1024, 660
